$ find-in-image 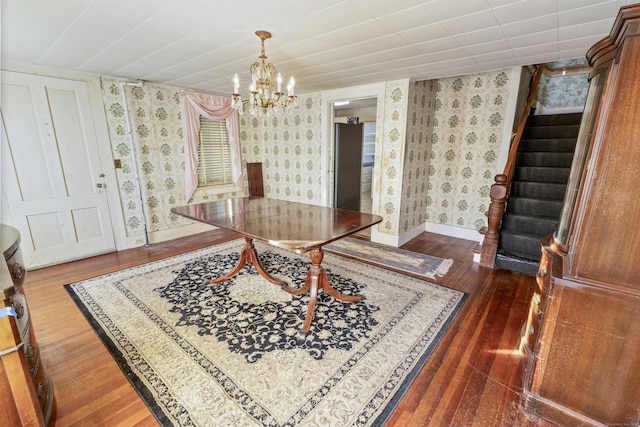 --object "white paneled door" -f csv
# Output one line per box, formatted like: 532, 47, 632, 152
1, 71, 115, 268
